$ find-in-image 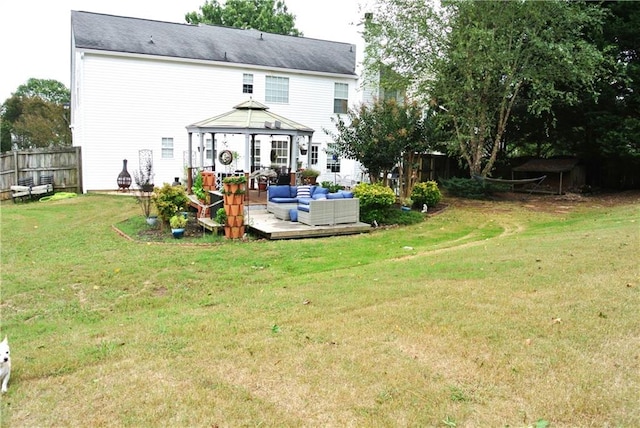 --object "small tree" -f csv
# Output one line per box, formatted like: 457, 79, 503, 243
326, 98, 430, 197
